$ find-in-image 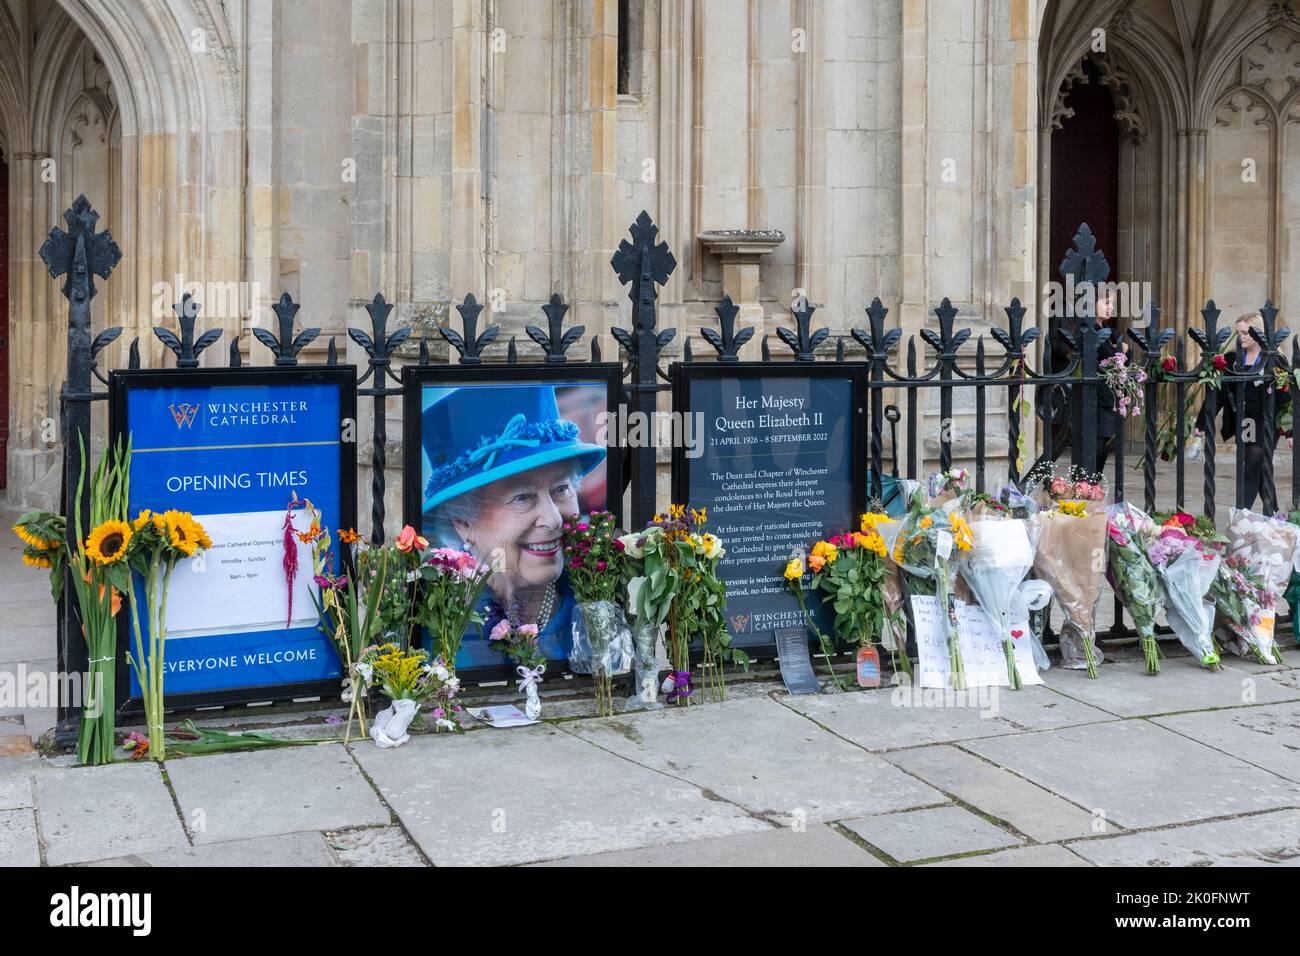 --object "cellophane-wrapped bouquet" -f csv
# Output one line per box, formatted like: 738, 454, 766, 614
1145, 512, 1223, 669
1027, 466, 1108, 677
1105, 502, 1165, 674
893, 482, 974, 689
1220, 509, 1297, 664
1210, 554, 1278, 665
957, 489, 1040, 689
